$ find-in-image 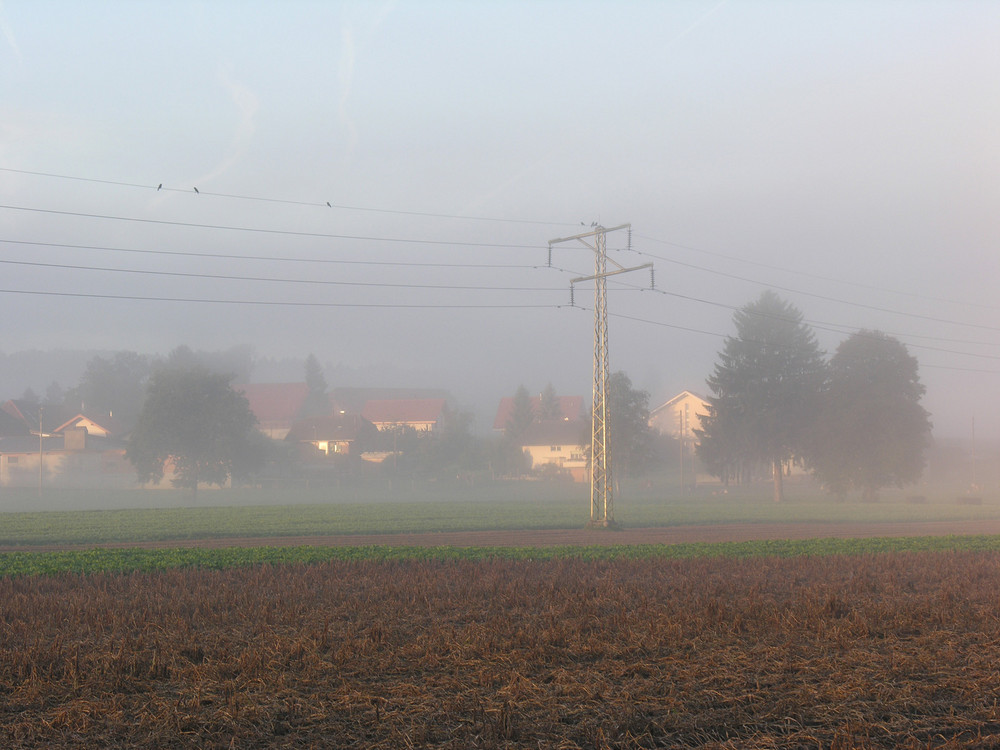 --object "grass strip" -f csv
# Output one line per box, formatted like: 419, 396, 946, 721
4, 534, 1000, 577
